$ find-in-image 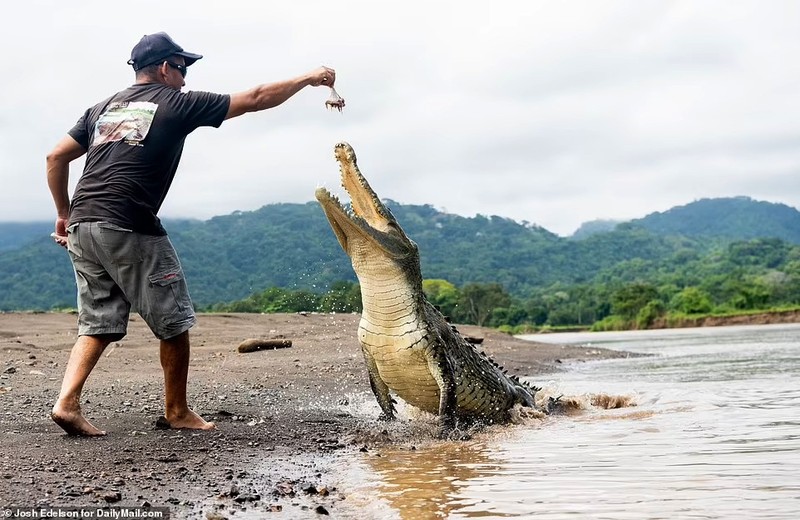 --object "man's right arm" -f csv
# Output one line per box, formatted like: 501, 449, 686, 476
225, 66, 335, 120
46, 135, 86, 246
